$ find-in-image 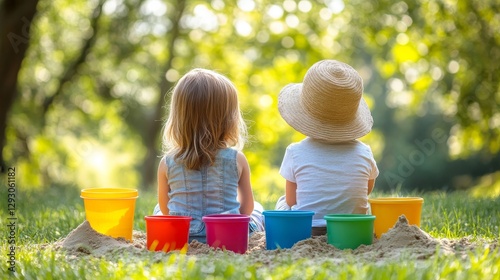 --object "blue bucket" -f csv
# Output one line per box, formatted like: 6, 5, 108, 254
263, 210, 315, 250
